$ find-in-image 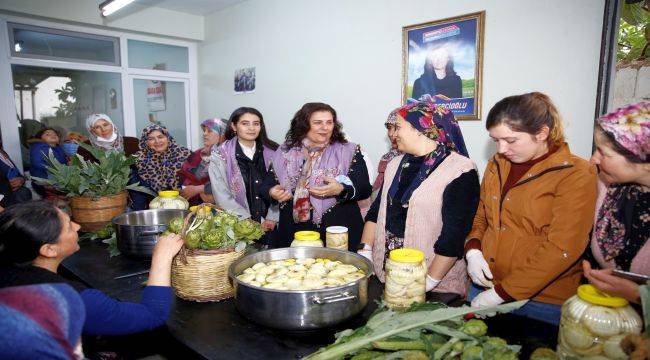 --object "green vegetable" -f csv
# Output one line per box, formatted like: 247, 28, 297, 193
196, 218, 212, 233
160, 230, 173, 237
529, 347, 559, 360
460, 319, 488, 337
461, 345, 483, 360
350, 351, 384, 360
234, 218, 264, 241
484, 347, 518, 360
168, 217, 184, 234
380, 350, 428, 360
185, 230, 202, 249
203, 228, 226, 249
371, 338, 426, 351
304, 301, 528, 360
